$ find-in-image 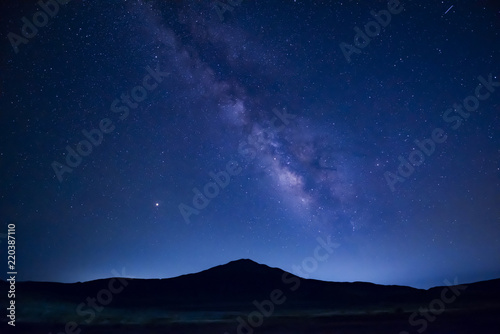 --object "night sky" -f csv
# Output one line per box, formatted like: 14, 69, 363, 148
1, 0, 499, 289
